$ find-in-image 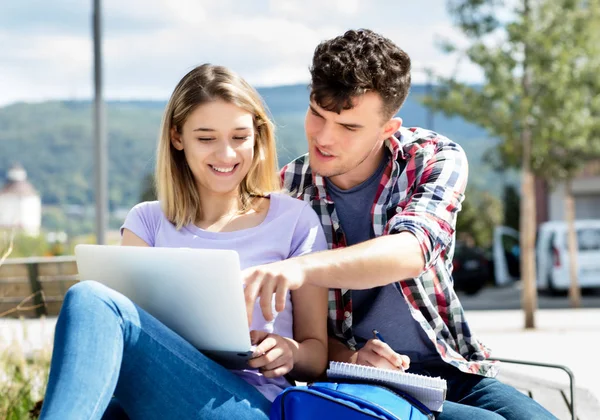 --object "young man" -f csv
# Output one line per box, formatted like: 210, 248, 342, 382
243, 29, 556, 419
